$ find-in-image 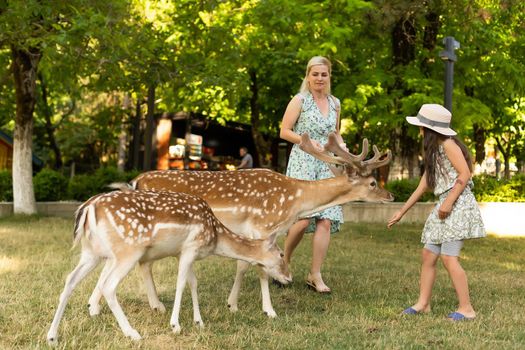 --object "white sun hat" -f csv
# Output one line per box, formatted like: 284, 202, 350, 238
406, 104, 457, 136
